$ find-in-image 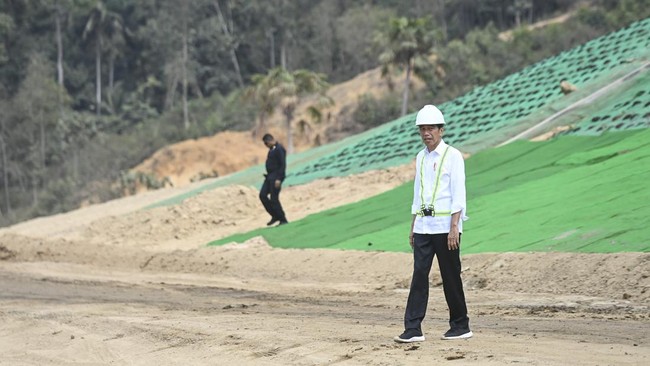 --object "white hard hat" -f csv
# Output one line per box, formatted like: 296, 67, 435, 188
415, 105, 445, 126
